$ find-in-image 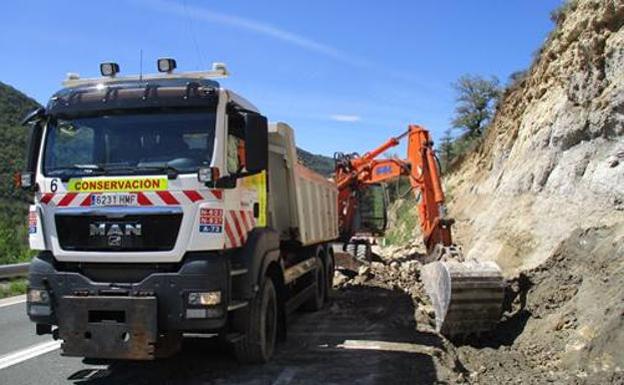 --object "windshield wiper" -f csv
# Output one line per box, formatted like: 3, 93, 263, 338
72, 164, 106, 171
47, 164, 107, 179
134, 165, 180, 179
